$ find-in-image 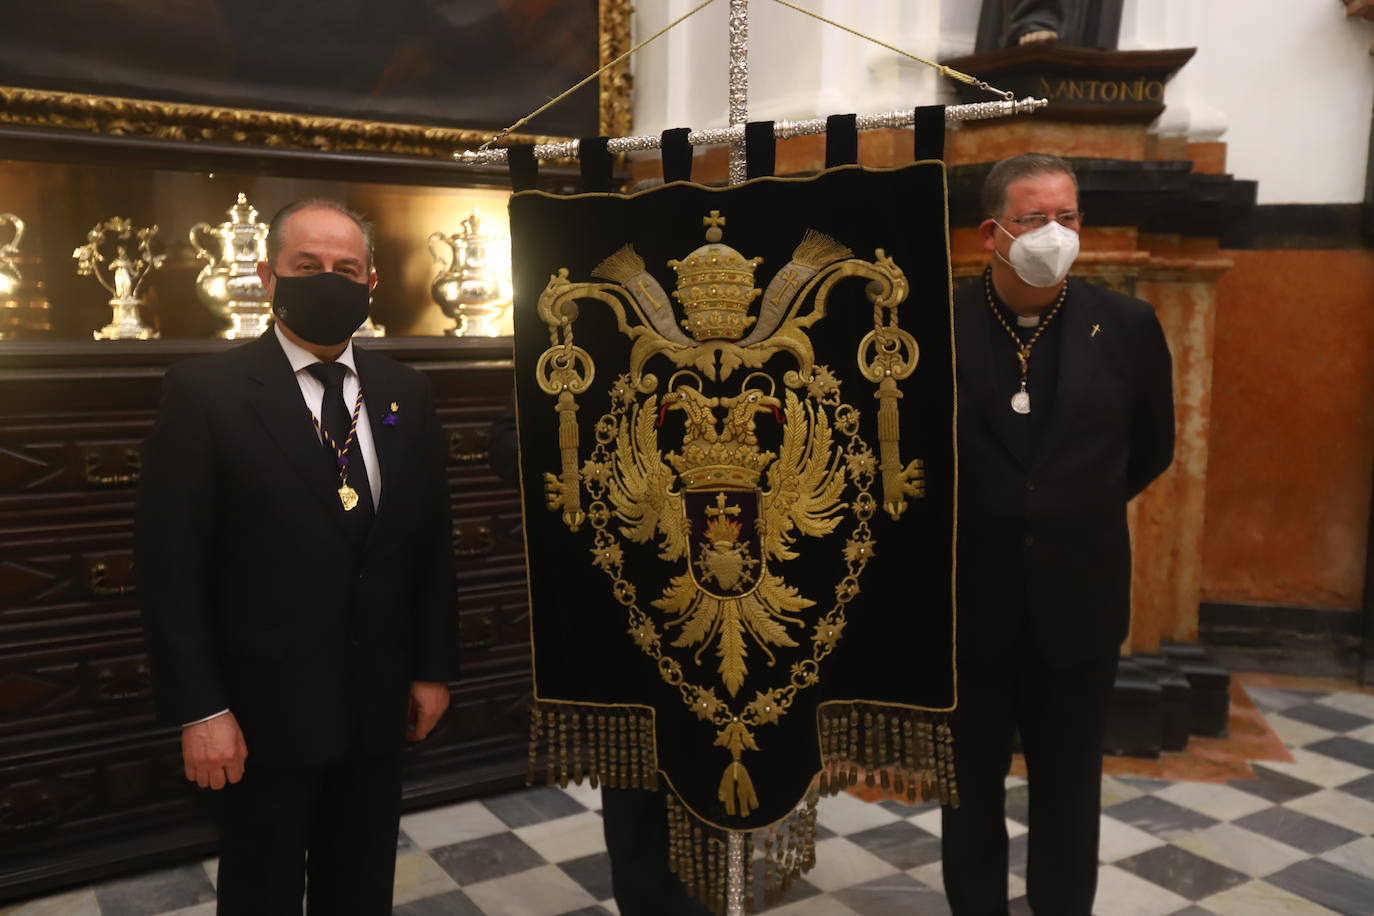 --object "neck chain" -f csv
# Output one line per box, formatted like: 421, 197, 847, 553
983, 268, 1067, 415
311, 385, 367, 511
